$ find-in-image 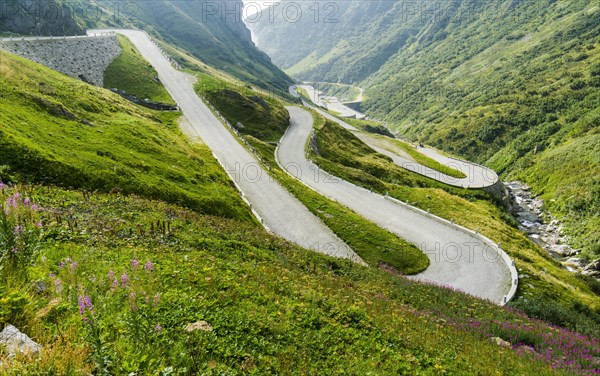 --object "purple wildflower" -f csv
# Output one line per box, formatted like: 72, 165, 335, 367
5, 197, 15, 209
154, 324, 163, 333
131, 259, 140, 269
144, 260, 154, 271
13, 225, 23, 235
23, 197, 30, 205
0, 181, 4, 190
35, 220, 43, 228
10, 248, 18, 254
77, 295, 94, 321
70, 261, 79, 272
77, 296, 85, 316
120, 273, 129, 287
